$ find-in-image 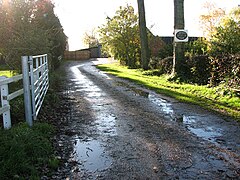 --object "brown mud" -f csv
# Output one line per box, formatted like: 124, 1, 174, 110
47, 59, 240, 180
